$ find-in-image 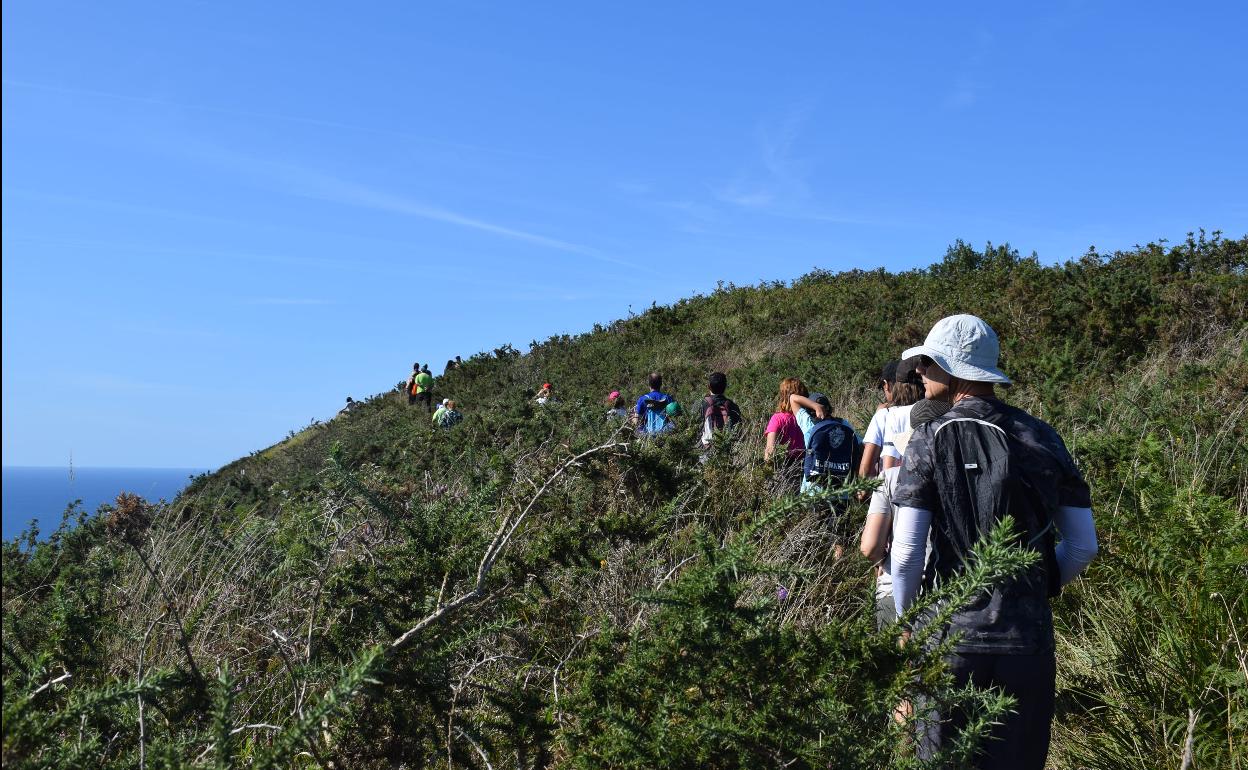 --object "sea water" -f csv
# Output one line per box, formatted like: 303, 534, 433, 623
2, 466, 209, 541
